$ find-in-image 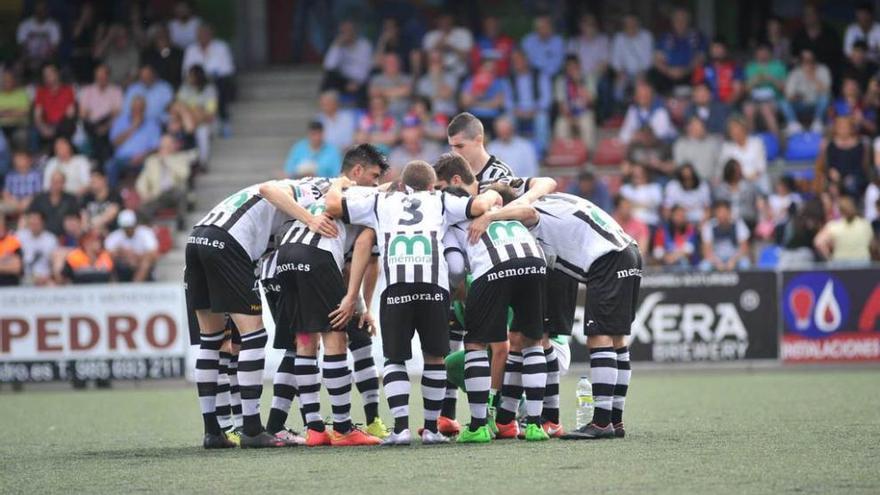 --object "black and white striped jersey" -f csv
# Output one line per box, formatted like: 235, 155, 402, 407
531, 192, 634, 282
342, 188, 473, 291
195, 177, 331, 261
446, 219, 544, 281
475, 155, 531, 197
